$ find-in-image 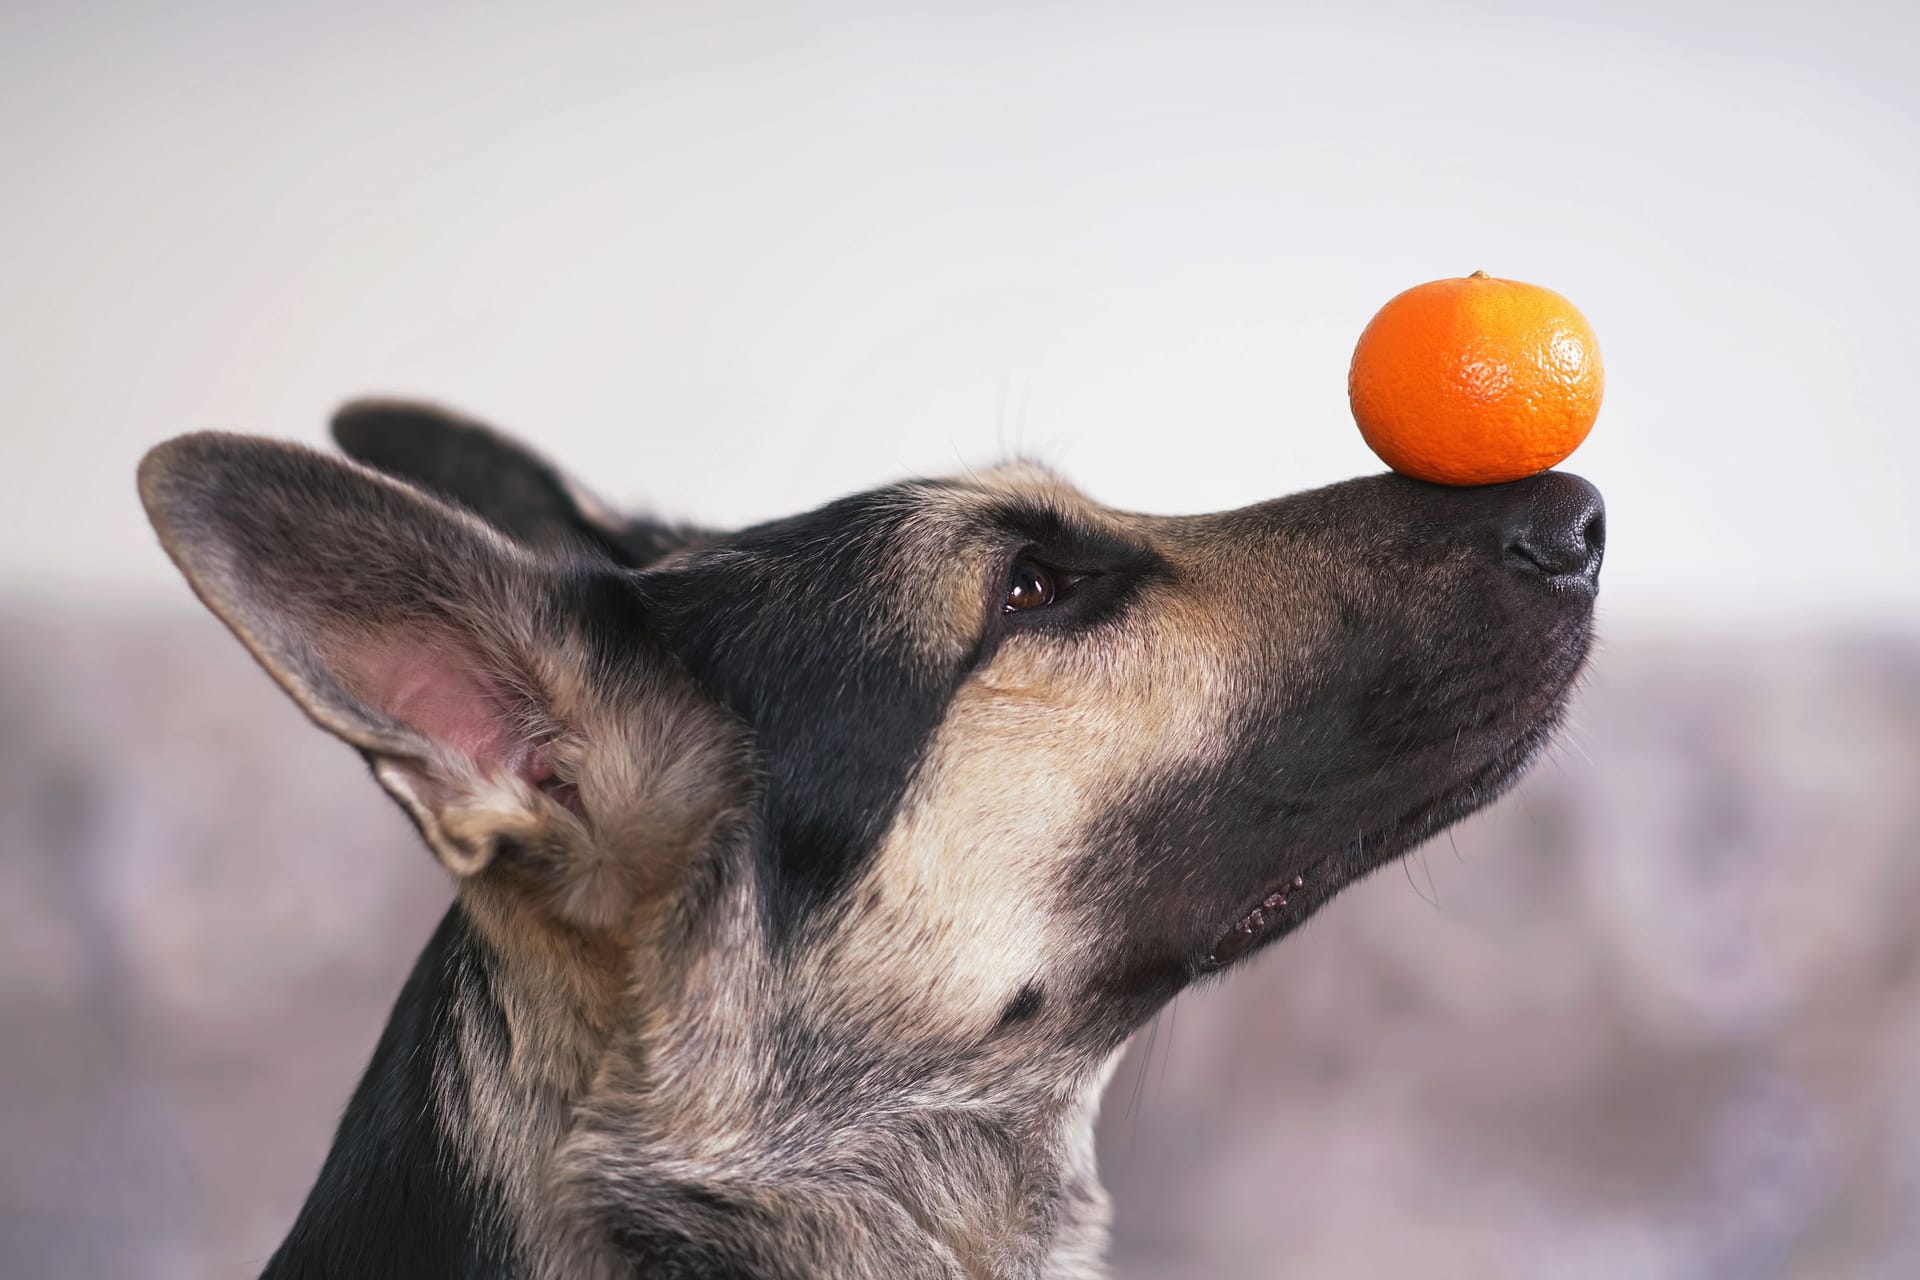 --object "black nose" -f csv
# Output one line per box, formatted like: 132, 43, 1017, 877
1502, 472, 1605, 587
